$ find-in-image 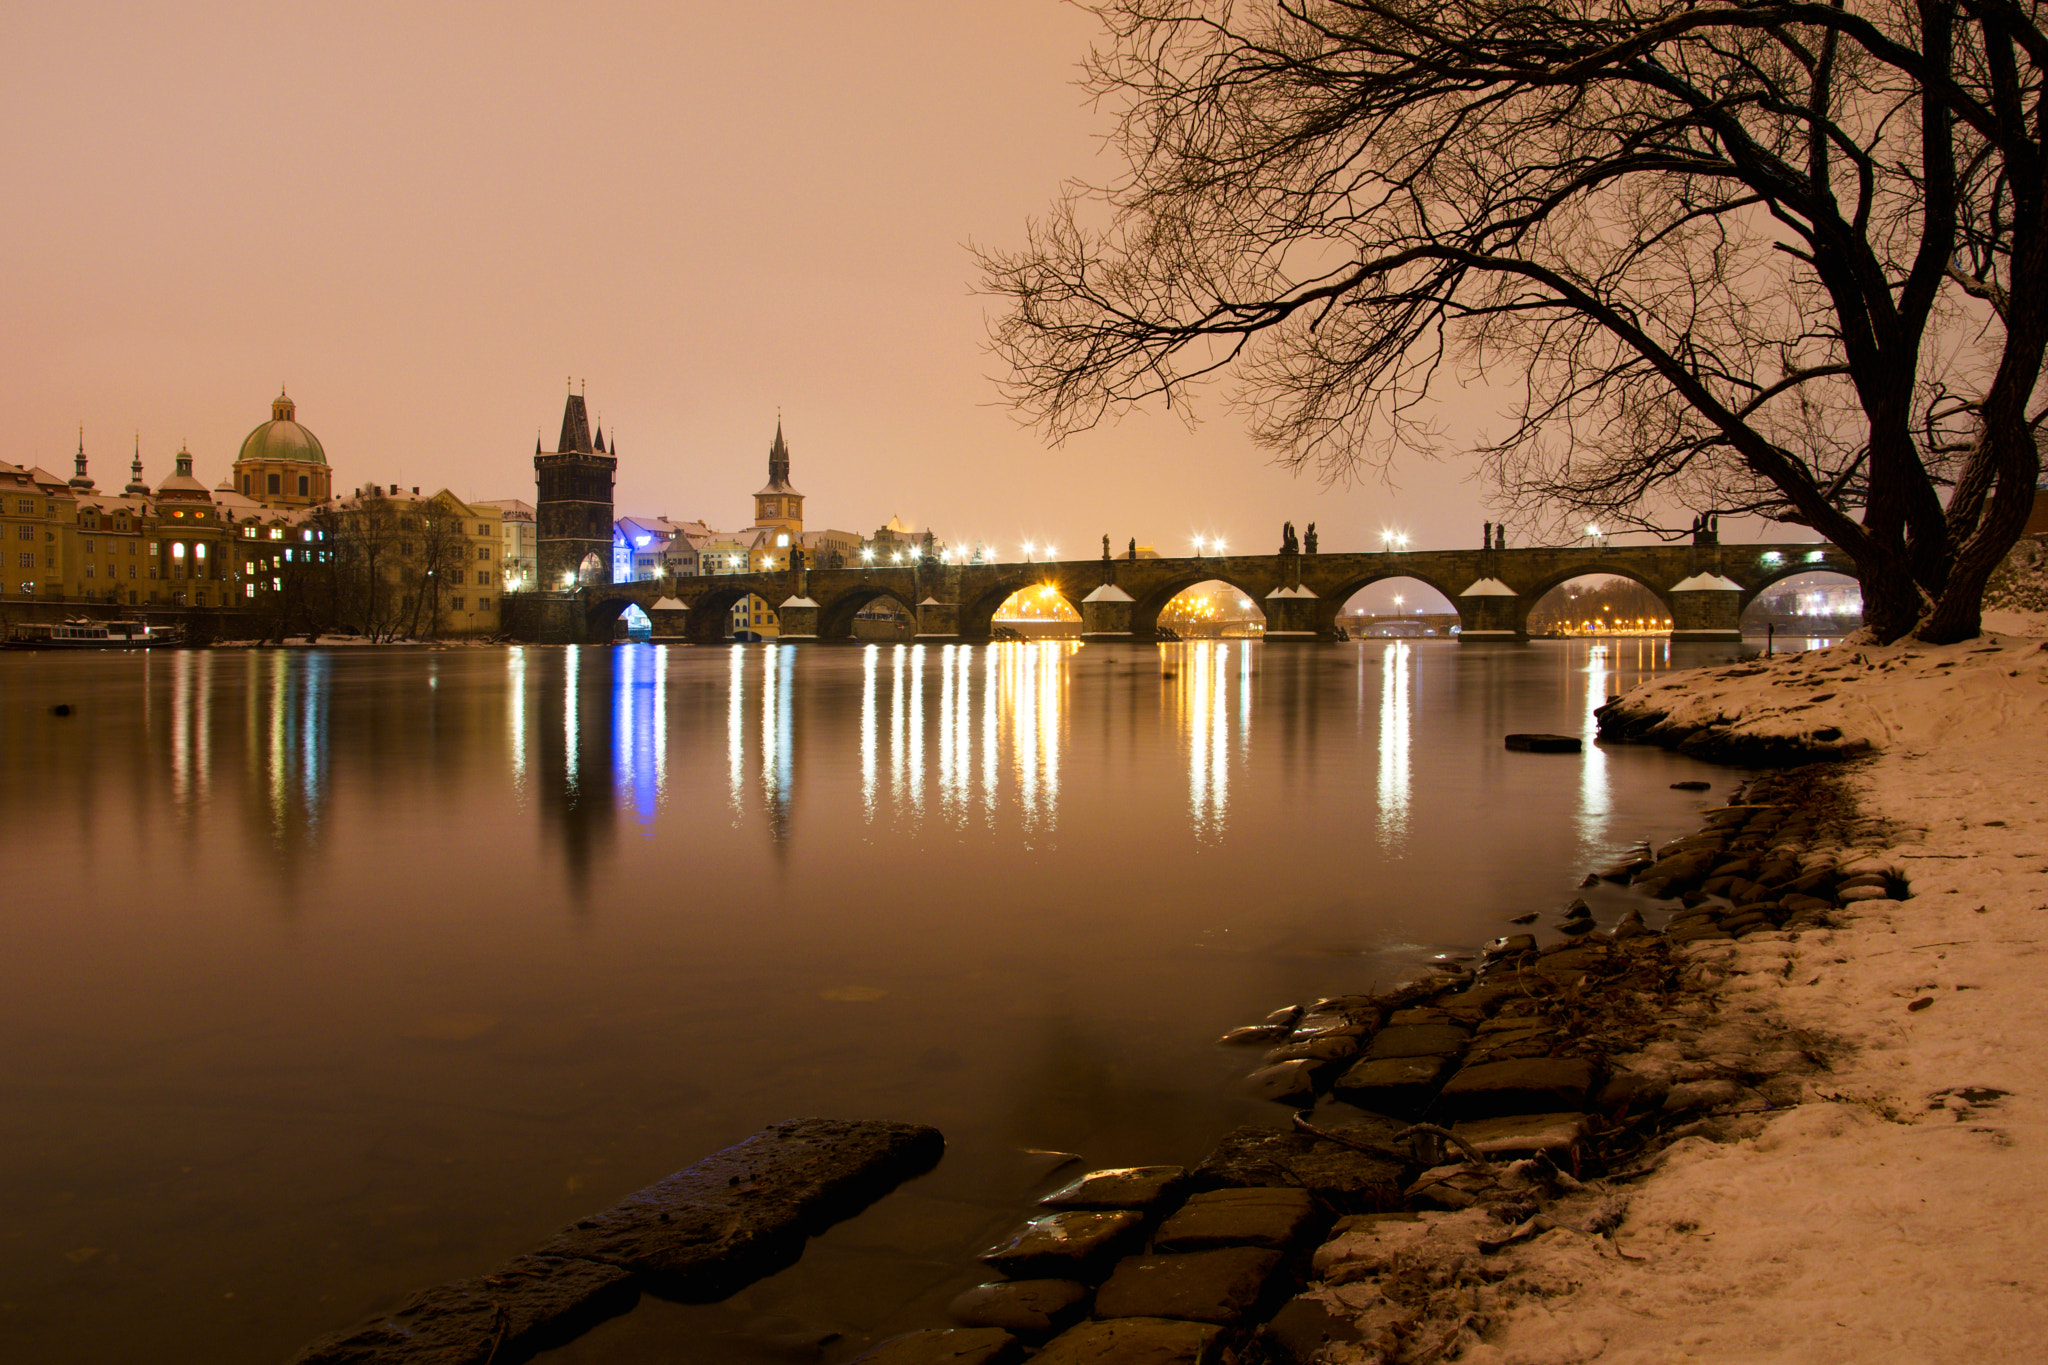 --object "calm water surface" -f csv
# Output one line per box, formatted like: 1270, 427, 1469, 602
1, 639, 1744, 1362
